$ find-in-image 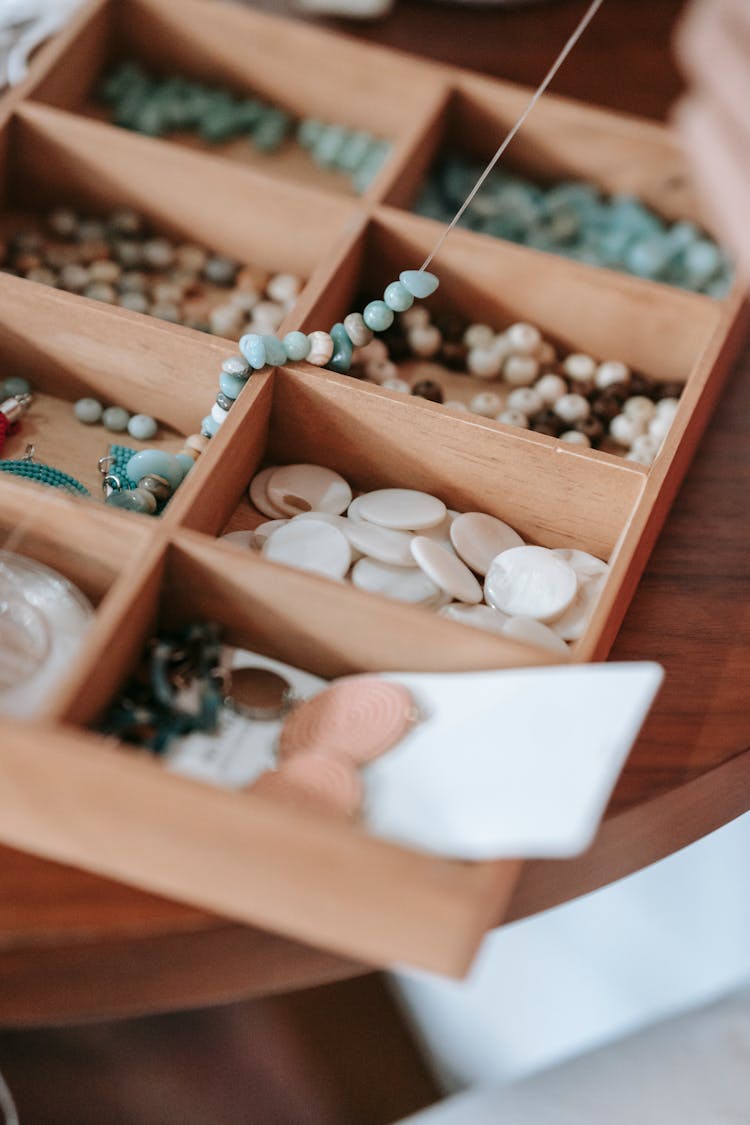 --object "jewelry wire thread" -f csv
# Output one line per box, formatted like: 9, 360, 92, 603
419, 0, 605, 273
